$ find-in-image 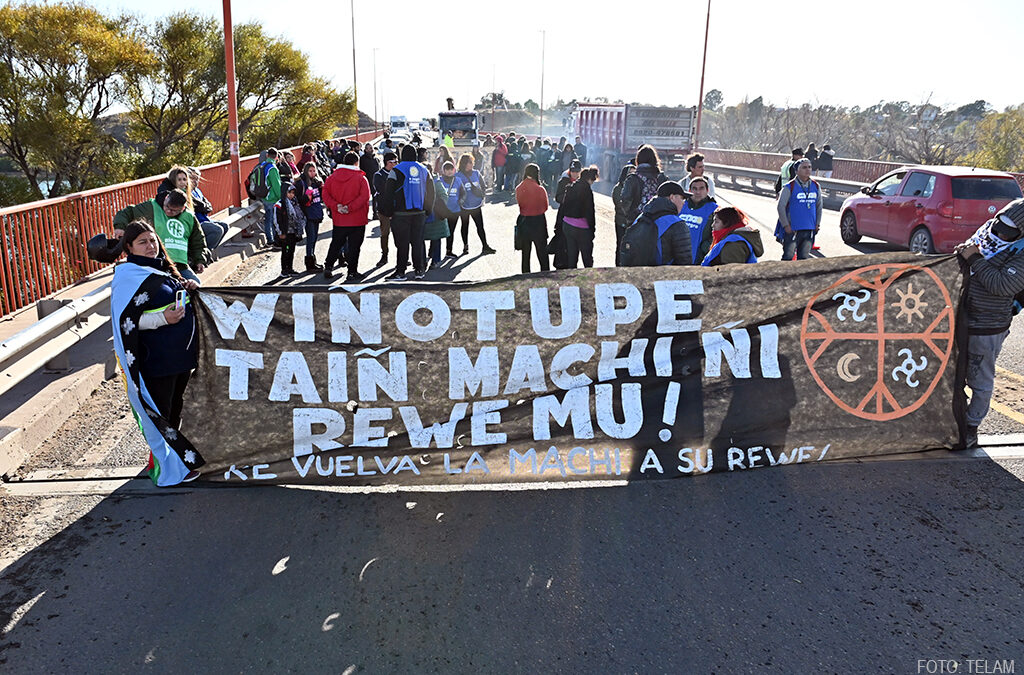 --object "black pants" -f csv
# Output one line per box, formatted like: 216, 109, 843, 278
391, 212, 426, 274
325, 226, 365, 275
518, 215, 549, 273
280, 232, 297, 273
444, 216, 459, 255
564, 224, 594, 268
145, 371, 191, 429
459, 208, 489, 251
